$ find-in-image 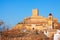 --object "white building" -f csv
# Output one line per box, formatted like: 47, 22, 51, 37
54, 30, 60, 40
